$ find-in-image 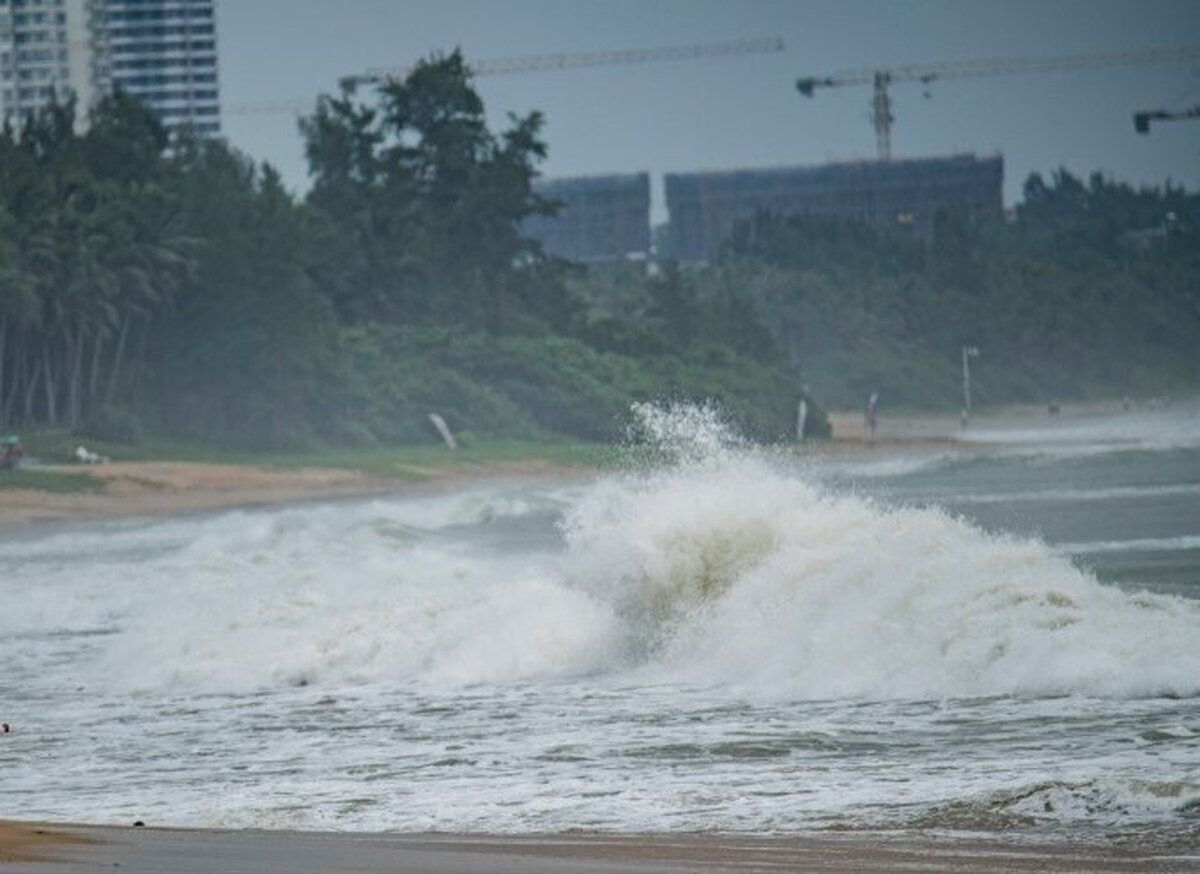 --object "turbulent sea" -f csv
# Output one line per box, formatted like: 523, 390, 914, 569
2, 403, 1199, 843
